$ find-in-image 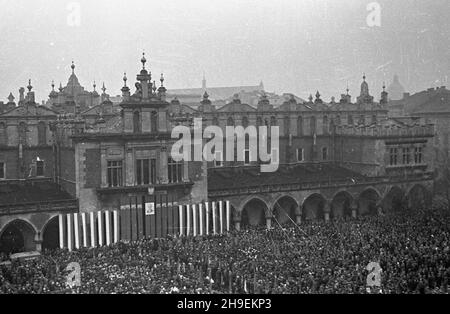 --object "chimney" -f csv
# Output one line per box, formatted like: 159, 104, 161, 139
19, 87, 25, 102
